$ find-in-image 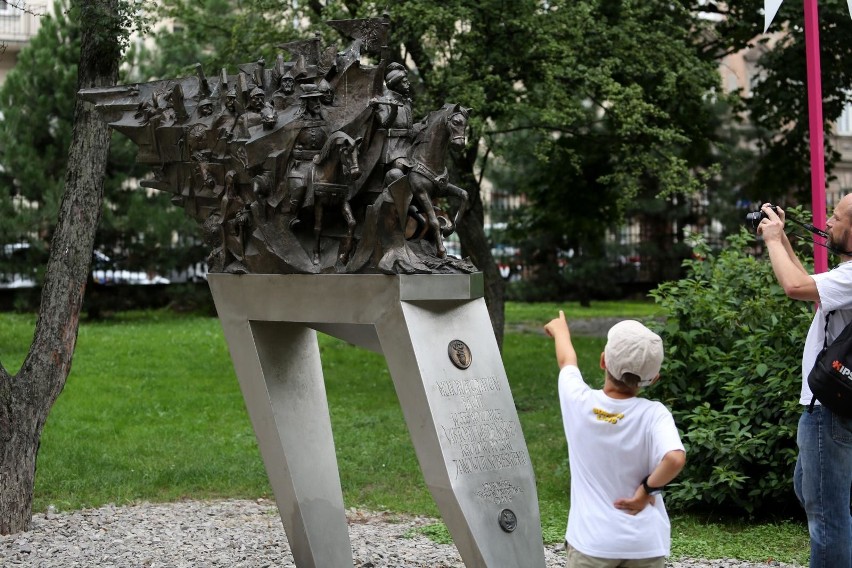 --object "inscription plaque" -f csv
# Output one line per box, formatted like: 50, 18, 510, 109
475, 480, 522, 505
434, 374, 528, 481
